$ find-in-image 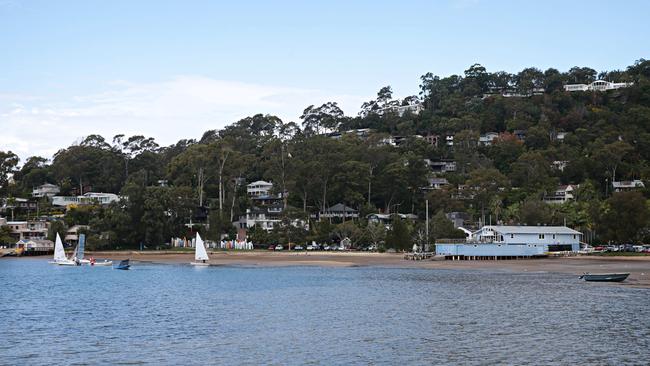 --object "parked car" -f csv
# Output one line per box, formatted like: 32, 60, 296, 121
268, 245, 275, 251
306, 244, 316, 251
275, 245, 284, 251
323, 245, 331, 251
294, 245, 304, 251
